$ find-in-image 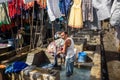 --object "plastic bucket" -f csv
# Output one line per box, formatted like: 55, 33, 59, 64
78, 51, 87, 62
